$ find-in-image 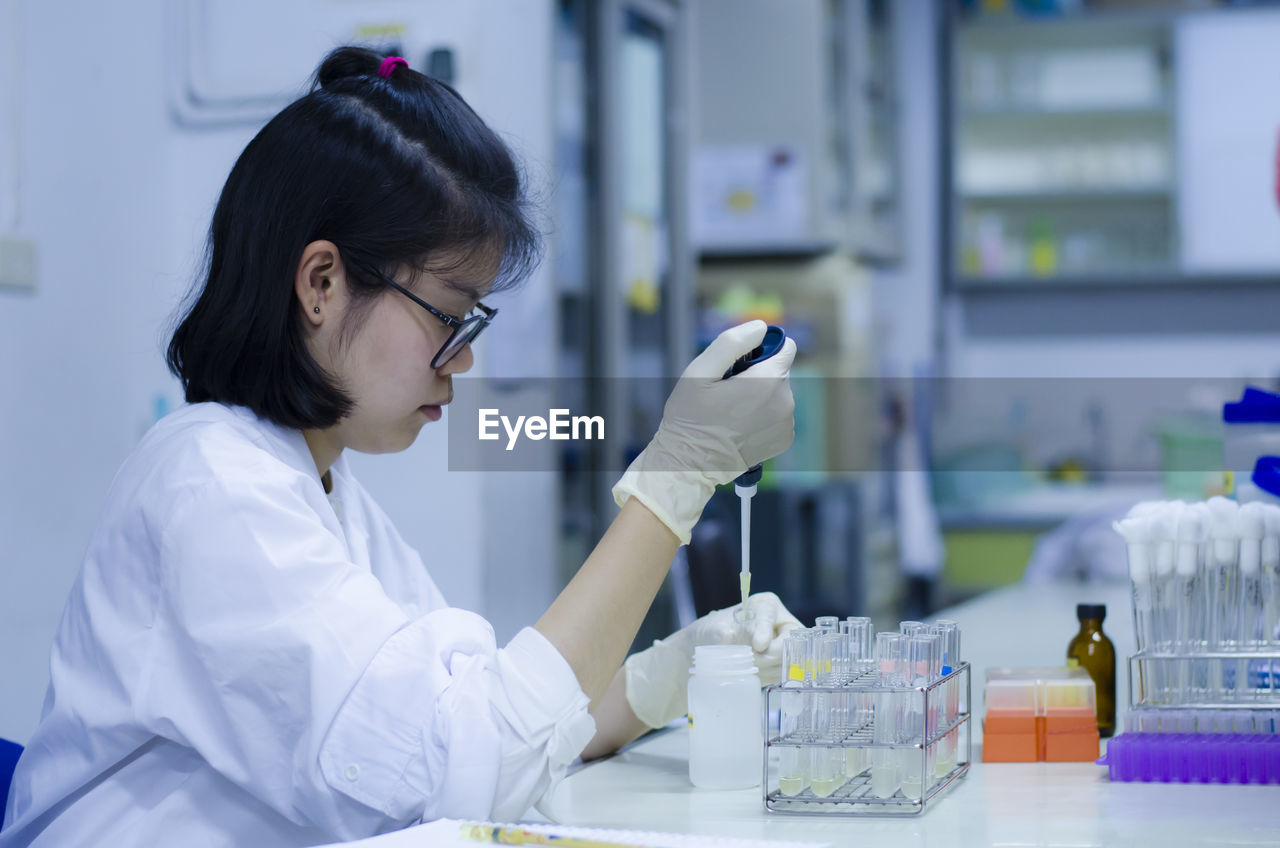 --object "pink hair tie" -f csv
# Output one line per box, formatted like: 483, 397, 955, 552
377, 56, 408, 78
